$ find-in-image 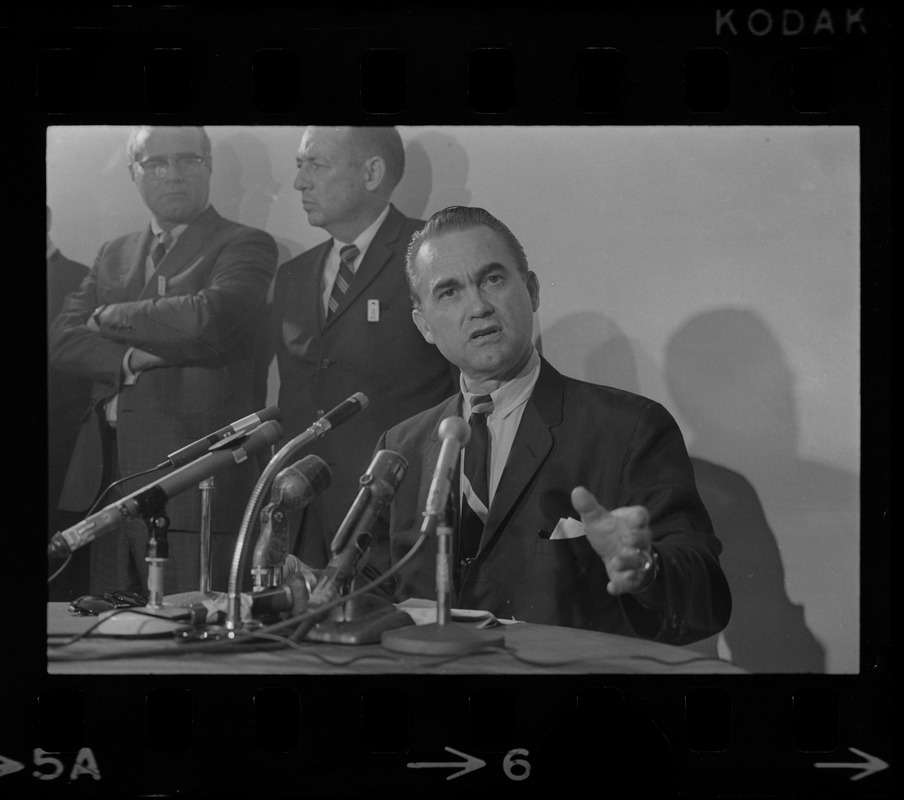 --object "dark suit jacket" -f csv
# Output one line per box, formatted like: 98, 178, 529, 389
272, 204, 457, 566
47, 249, 92, 514
49, 206, 278, 534
371, 358, 732, 645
